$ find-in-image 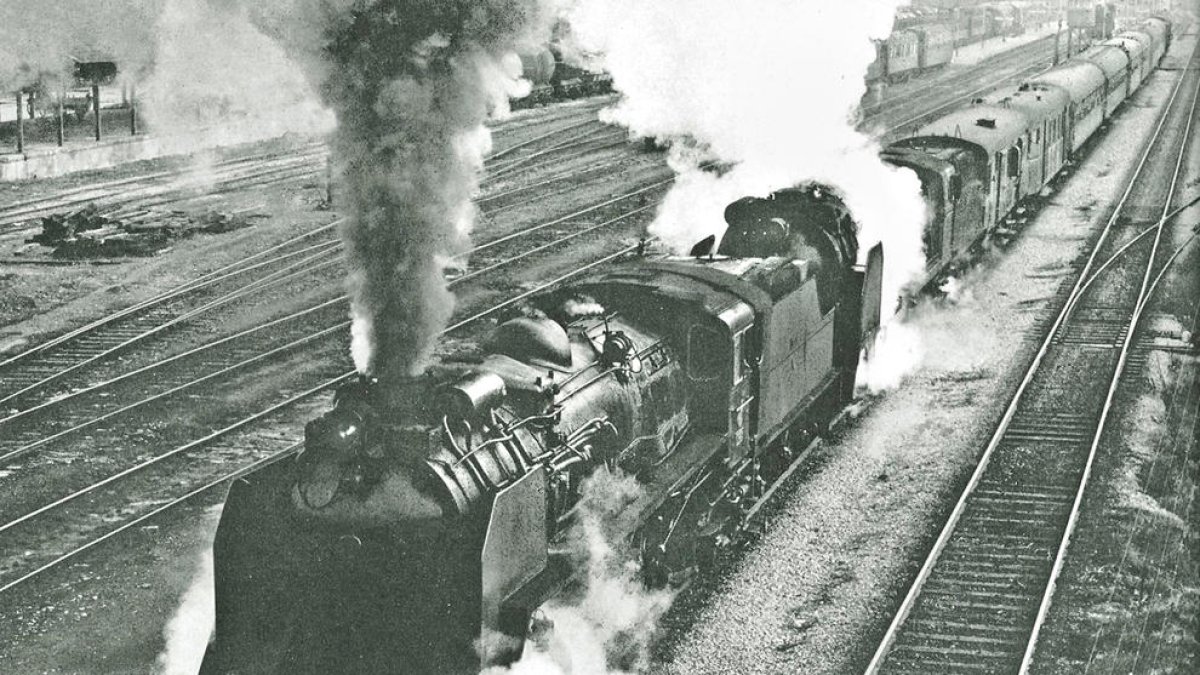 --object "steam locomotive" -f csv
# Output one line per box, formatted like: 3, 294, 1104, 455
199, 186, 884, 674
